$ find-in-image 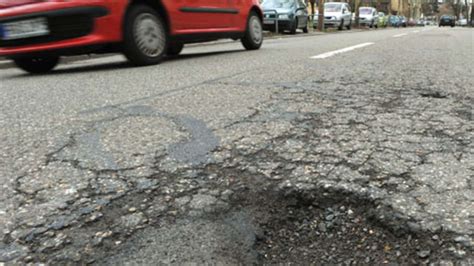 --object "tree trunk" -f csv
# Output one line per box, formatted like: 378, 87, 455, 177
318, 0, 325, 31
